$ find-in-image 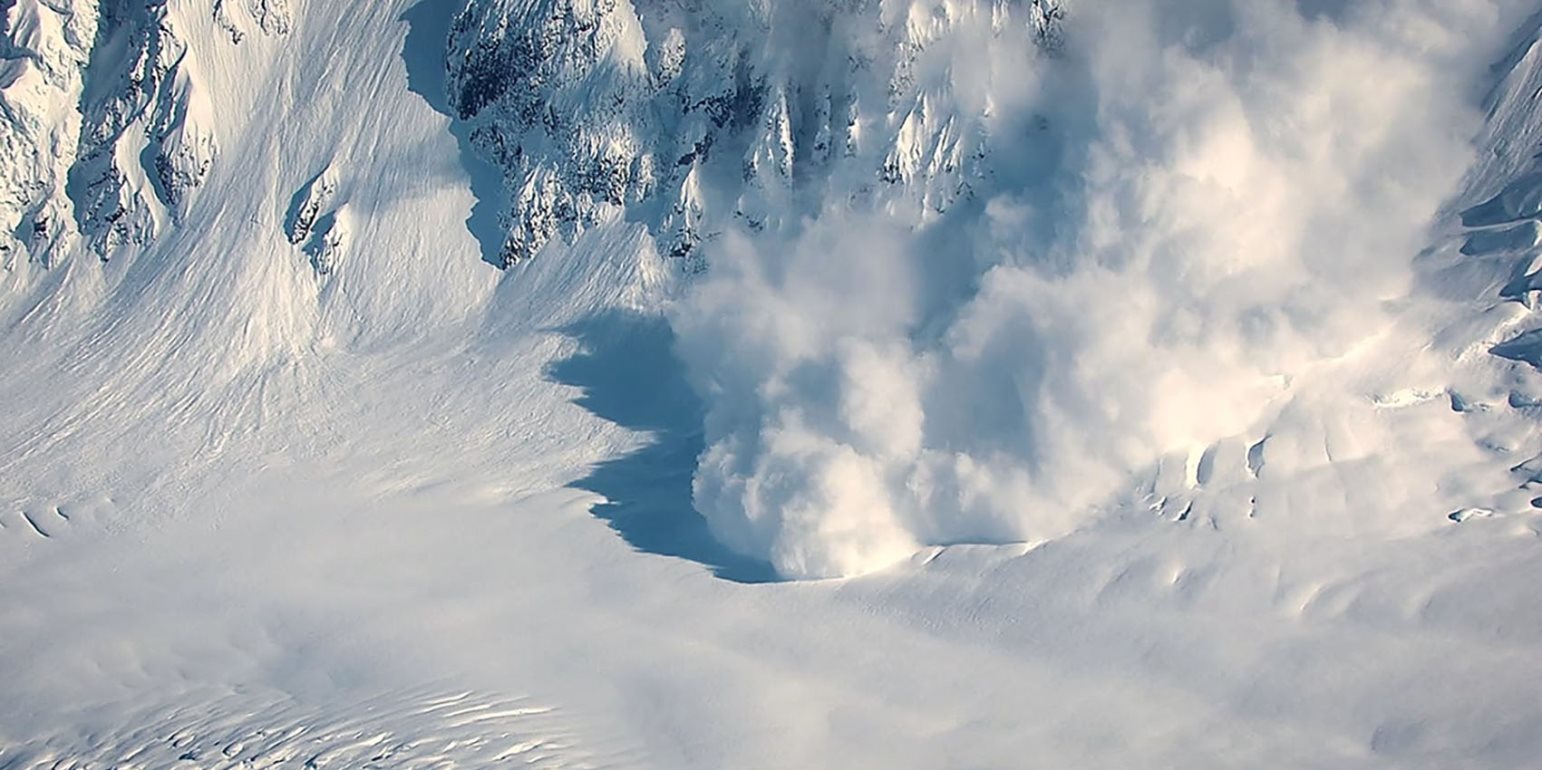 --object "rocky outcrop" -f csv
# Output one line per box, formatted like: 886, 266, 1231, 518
284, 168, 345, 274
68, 2, 197, 254
212, 0, 292, 42
1, 0, 97, 266
444, 0, 1067, 267
1, 0, 286, 268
